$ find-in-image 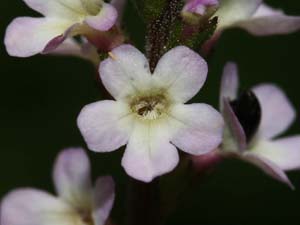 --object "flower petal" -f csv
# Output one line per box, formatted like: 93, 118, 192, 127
77, 100, 133, 152
215, 0, 262, 29
23, 0, 85, 19
121, 120, 179, 182
235, 4, 300, 36
219, 62, 239, 109
251, 137, 300, 171
99, 45, 151, 100
111, 0, 127, 25
153, 46, 208, 103
170, 103, 224, 155
92, 176, 115, 225
222, 99, 247, 152
53, 148, 93, 209
252, 84, 296, 139
243, 152, 294, 189
85, 3, 118, 31
1, 188, 75, 225
5, 17, 74, 57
